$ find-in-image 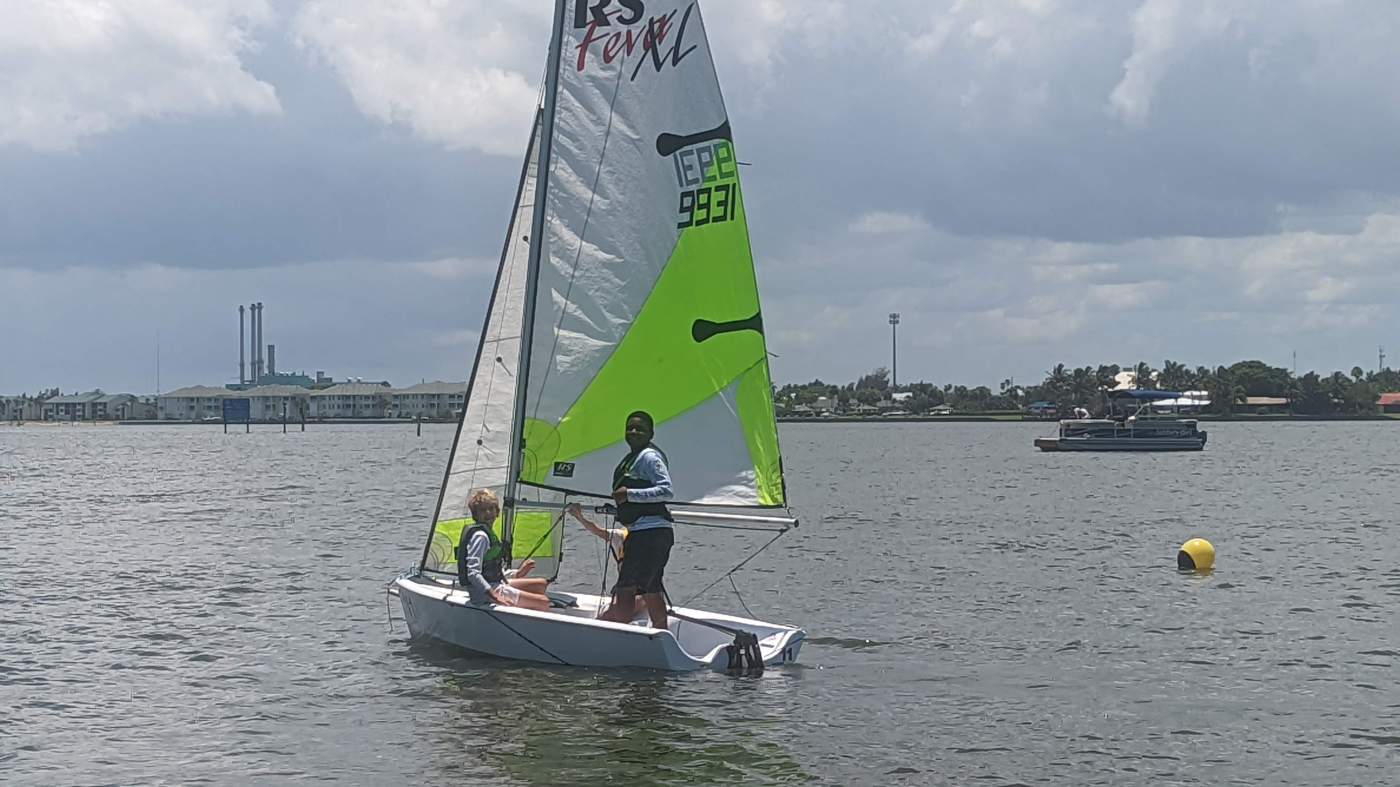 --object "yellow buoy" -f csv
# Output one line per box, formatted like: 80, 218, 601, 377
1177, 538, 1215, 572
